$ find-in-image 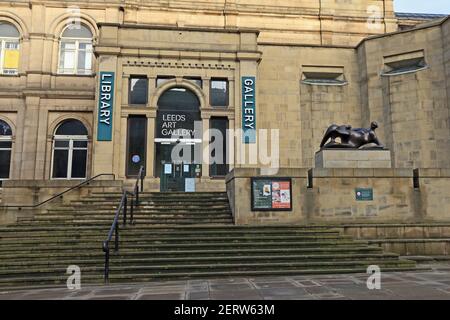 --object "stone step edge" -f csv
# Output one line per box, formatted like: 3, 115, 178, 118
0, 252, 401, 267
0, 247, 385, 258
0, 260, 417, 277
0, 266, 423, 289
0, 241, 370, 252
